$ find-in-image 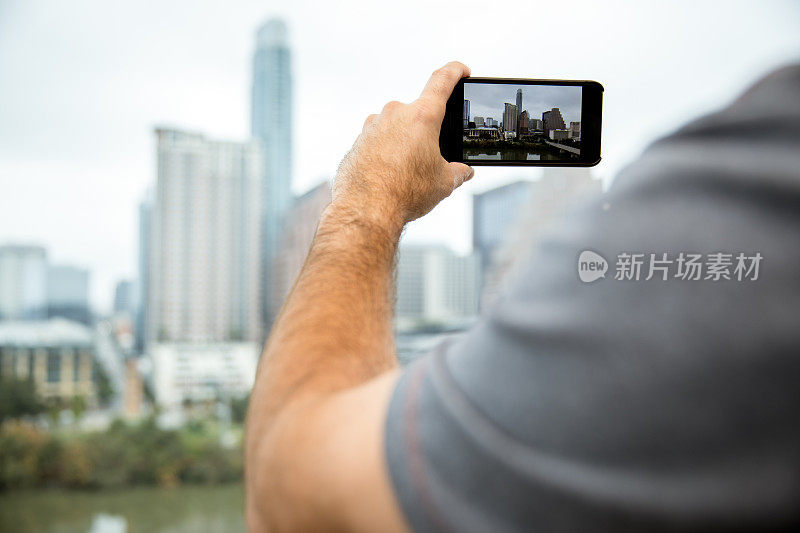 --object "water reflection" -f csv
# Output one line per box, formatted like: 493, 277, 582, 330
0, 484, 245, 533
463, 148, 567, 161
